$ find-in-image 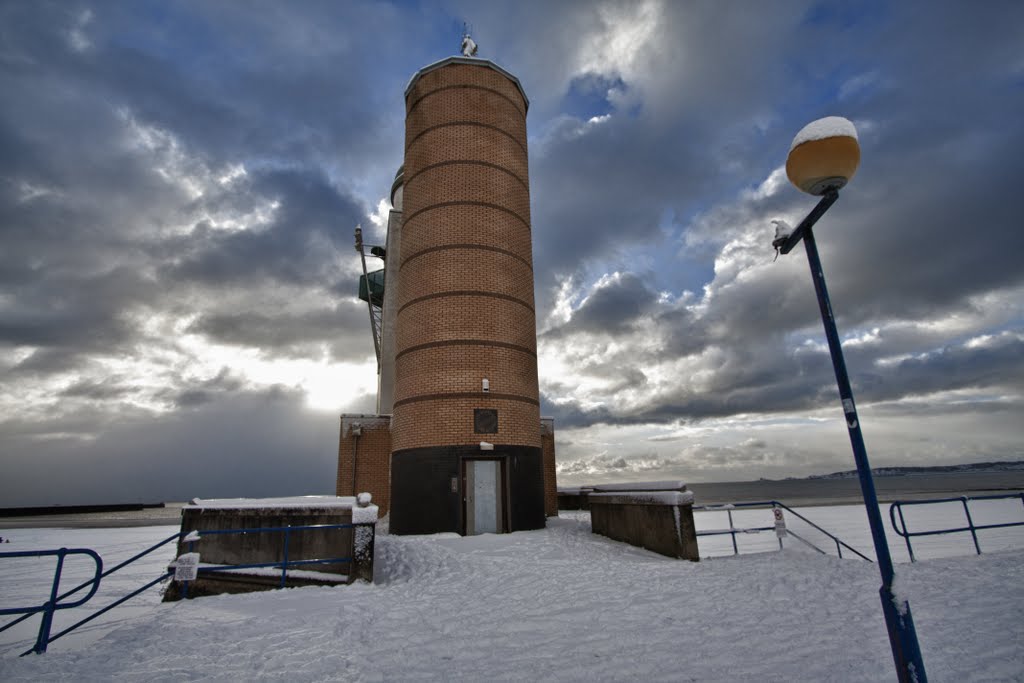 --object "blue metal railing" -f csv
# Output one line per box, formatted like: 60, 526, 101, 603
693, 500, 872, 561
181, 522, 363, 592
1, 521, 369, 656
0, 549, 103, 655
889, 493, 1024, 563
